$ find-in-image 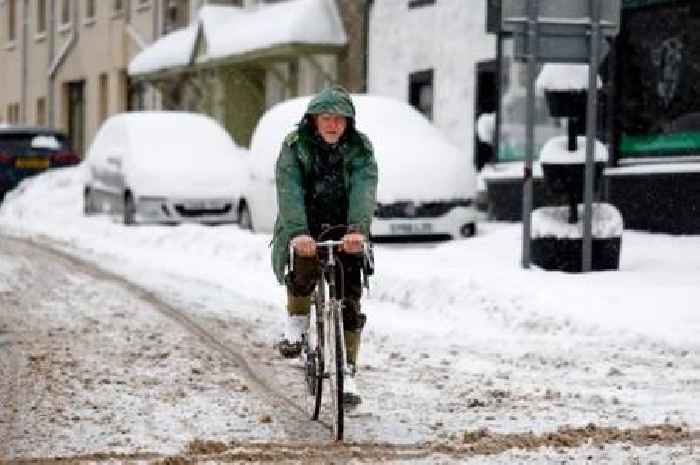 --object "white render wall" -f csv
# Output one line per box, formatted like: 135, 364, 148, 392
368, 0, 495, 159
